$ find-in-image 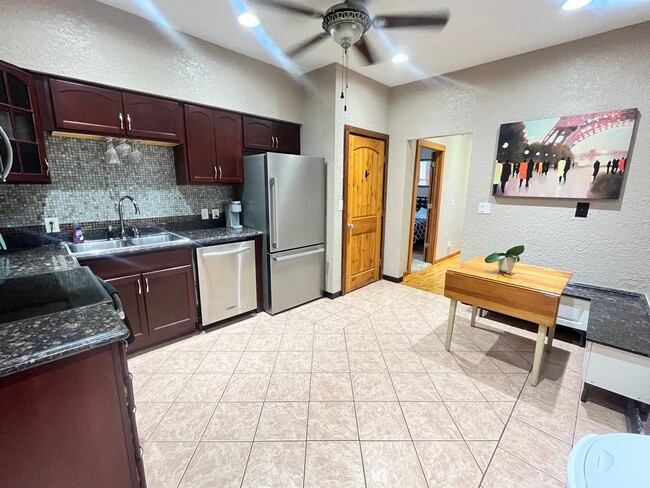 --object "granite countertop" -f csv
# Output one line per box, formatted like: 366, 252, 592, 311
0, 303, 129, 377
0, 244, 76, 279
563, 283, 650, 357
0, 223, 263, 377
172, 227, 262, 246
